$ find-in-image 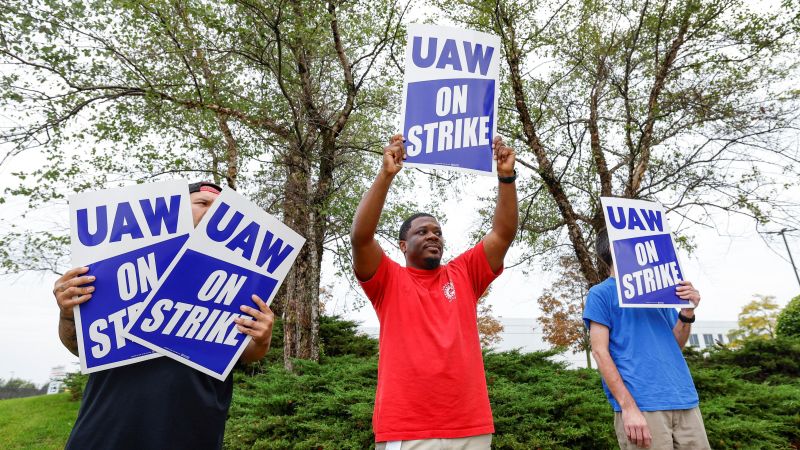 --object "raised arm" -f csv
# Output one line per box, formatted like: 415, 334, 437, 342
590, 322, 652, 449
53, 266, 95, 357
482, 136, 518, 273
350, 134, 405, 281
673, 280, 701, 348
